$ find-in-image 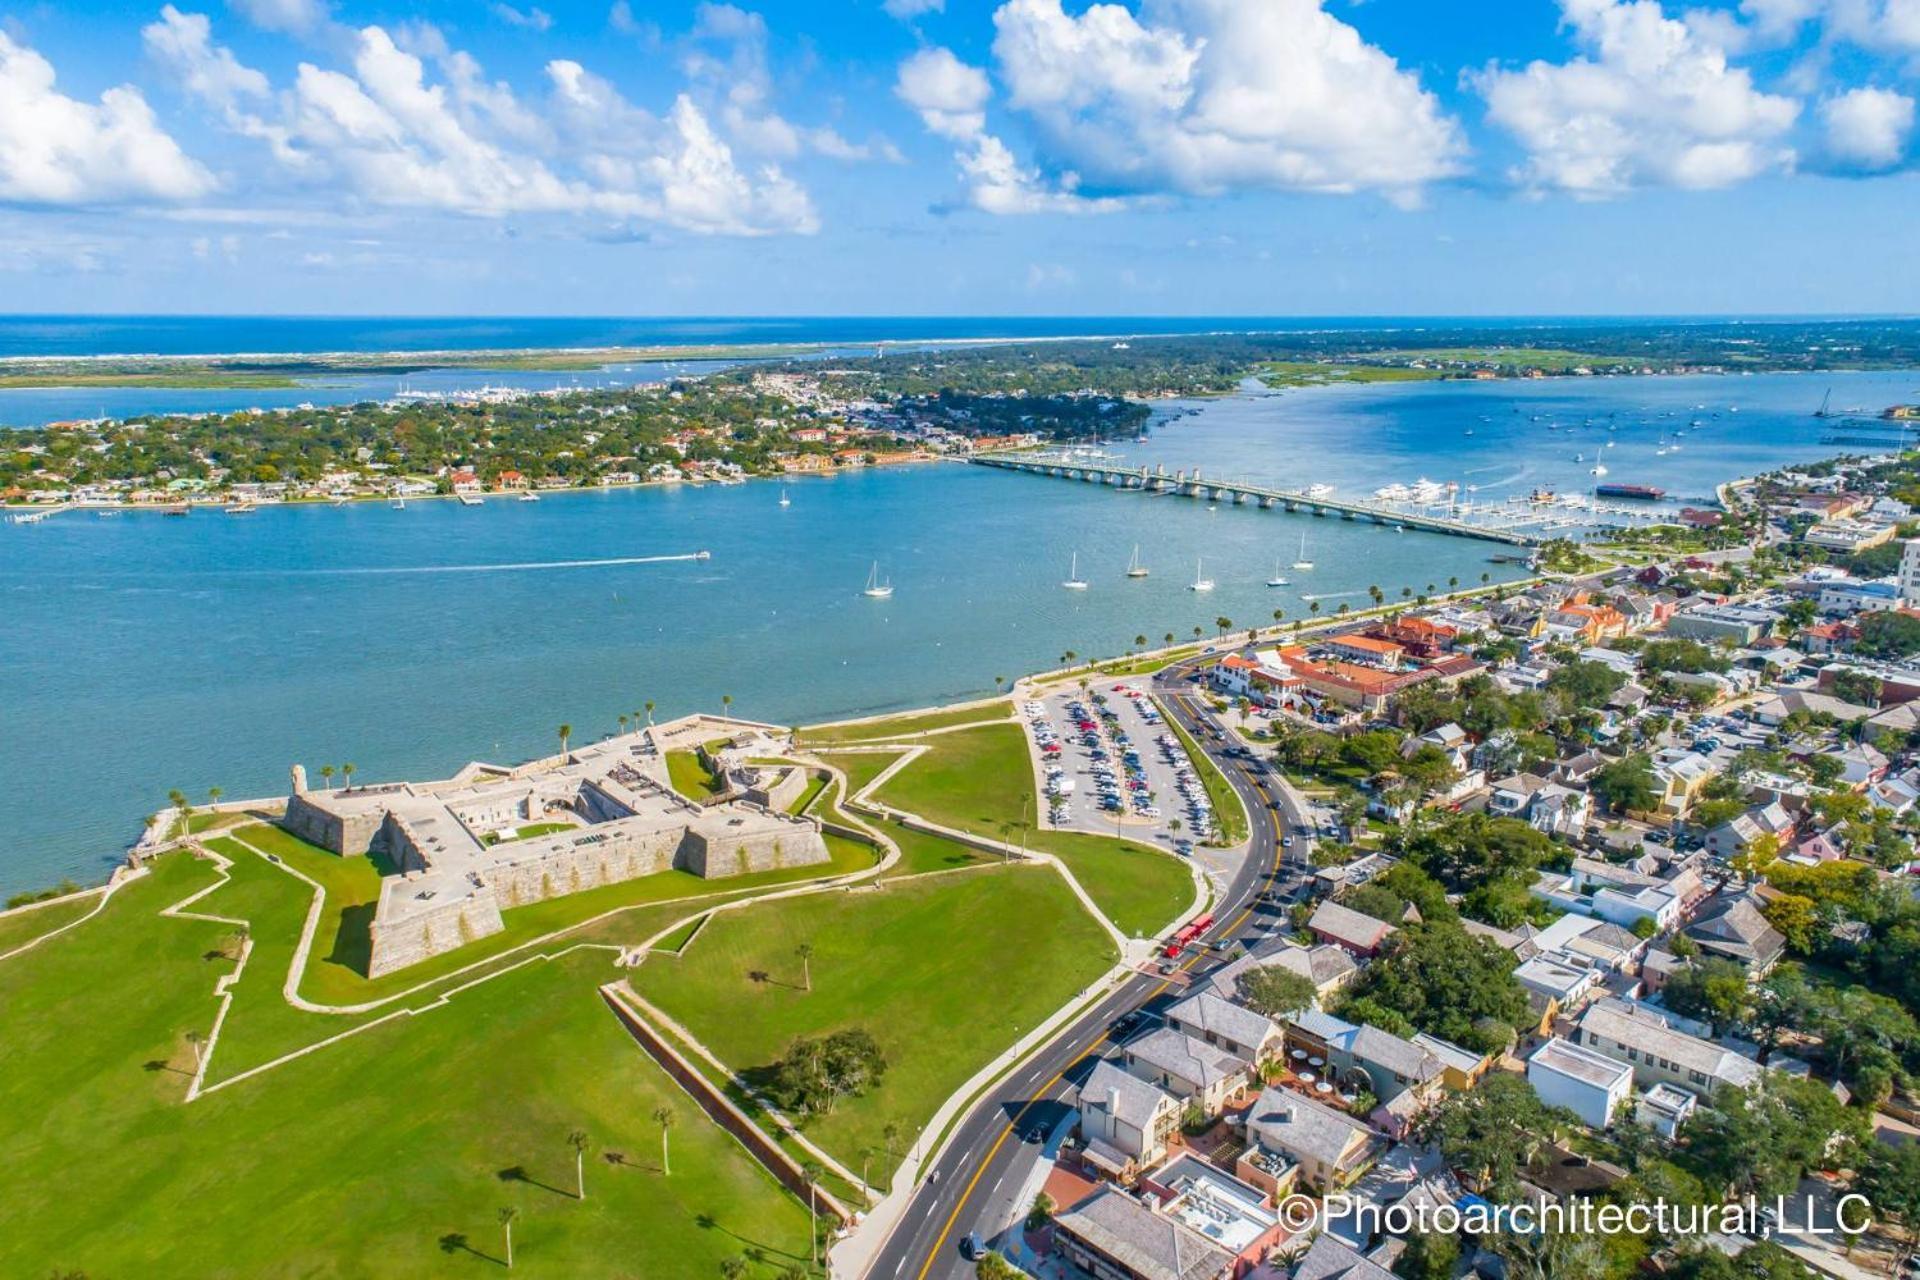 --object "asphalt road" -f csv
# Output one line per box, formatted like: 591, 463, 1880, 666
862, 655, 1314, 1280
